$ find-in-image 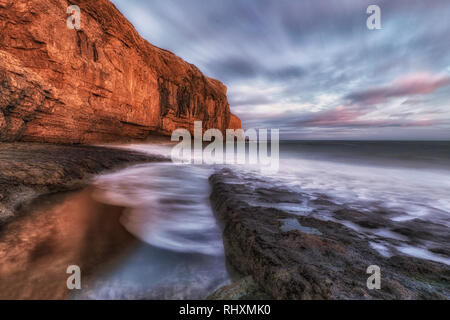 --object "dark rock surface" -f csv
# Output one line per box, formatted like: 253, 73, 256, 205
209, 169, 450, 300
206, 276, 272, 300
0, 142, 164, 224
